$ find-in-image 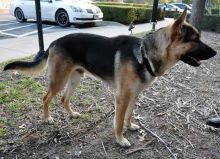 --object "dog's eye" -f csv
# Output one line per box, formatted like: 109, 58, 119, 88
192, 35, 200, 42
